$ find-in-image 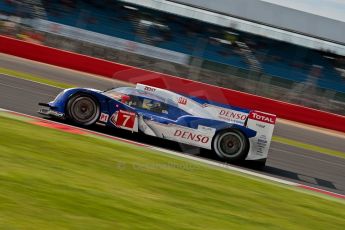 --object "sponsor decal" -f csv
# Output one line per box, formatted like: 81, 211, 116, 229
249, 111, 276, 124
256, 123, 266, 128
246, 111, 276, 160
173, 130, 210, 144
143, 121, 214, 149
144, 86, 156, 92
99, 113, 109, 123
202, 104, 249, 125
219, 109, 247, 121
110, 110, 136, 130
178, 97, 188, 105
